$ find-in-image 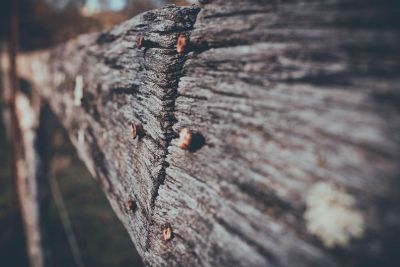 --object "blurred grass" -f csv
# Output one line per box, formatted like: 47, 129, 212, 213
0, 102, 143, 266
0, 101, 29, 267
47, 143, 143, 267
